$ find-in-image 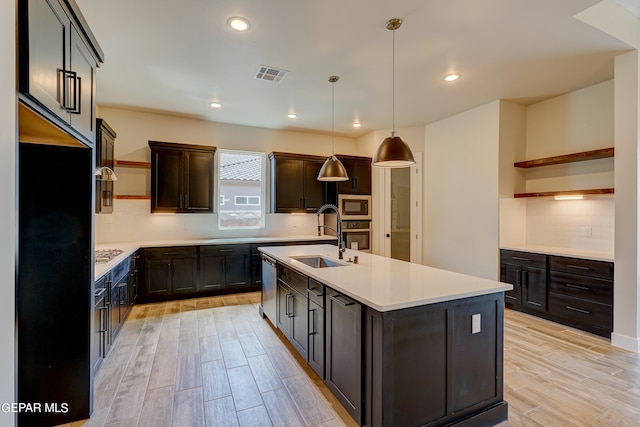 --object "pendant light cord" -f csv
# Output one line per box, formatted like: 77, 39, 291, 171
332, 78, 335, 155
392, 26, 395, 133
